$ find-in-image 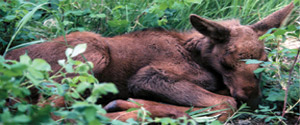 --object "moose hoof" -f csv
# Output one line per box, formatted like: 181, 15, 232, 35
104, 100, 122, 112
104, 100, 139, 112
